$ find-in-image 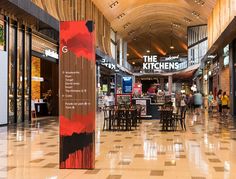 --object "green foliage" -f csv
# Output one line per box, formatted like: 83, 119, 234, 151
0, 25, 4, 46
